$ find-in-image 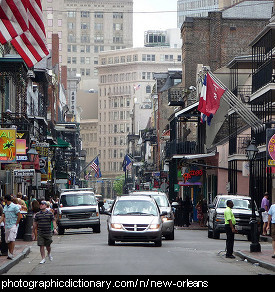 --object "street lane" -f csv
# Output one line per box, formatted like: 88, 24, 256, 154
5, 215, 275, 275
